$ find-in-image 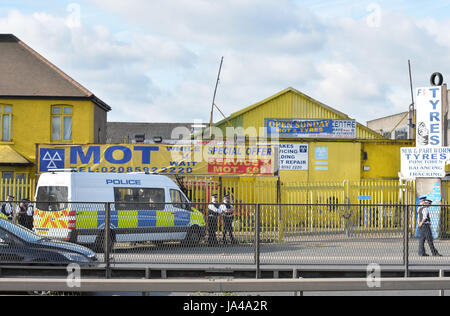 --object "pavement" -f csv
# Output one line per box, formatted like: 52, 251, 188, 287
102, 233, 450, 267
